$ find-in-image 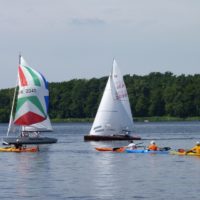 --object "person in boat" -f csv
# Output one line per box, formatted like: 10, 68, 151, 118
126, 141, 137, 150
148, 141, 158, 151
14, 139, 22, 149
186, 141, 200, 154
